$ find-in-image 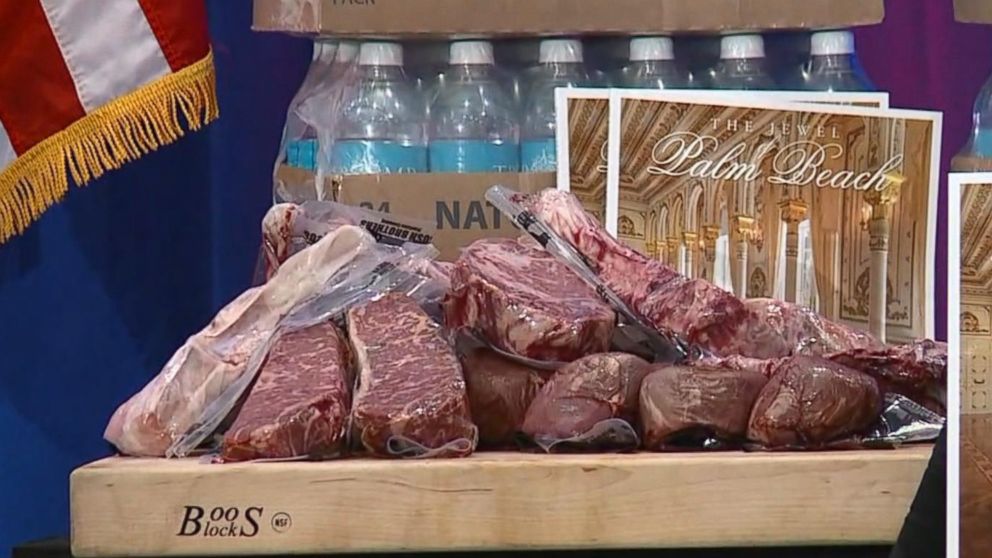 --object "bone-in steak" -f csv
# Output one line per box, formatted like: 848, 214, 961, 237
222, 321, 352, 461
445, 238, 615, 362
349, 293, 476, 458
